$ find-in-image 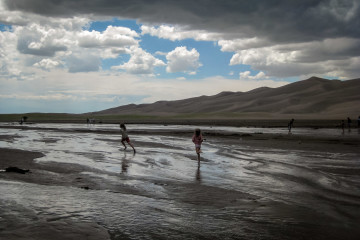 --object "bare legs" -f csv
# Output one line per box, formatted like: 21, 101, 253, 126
196, 147, 201, 163
122, 141, 136, 153
129, 142, 136, 153
121, 141, 127, 150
